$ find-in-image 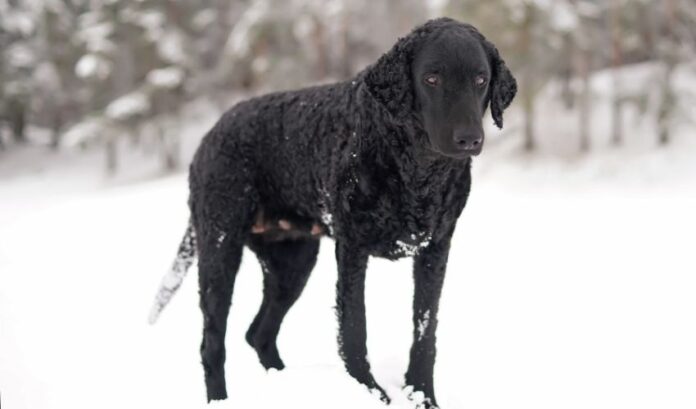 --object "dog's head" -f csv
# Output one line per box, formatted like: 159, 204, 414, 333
365, 18, 517, 159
